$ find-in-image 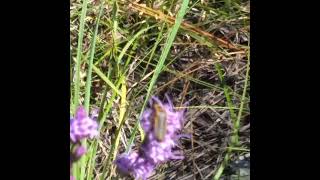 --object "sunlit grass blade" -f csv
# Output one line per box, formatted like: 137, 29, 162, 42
126, 0, 190, 151
142, 23, 166, 77
99, 24, 155, 177
84, 4, 104, 111
107, 78, 128, 177
72, 0, 89, 179
73, 0, 89, 114
117, 25, 156, 64
92, 65, 123, 99
212, 51, 250, 180
82, 4, 105, 180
